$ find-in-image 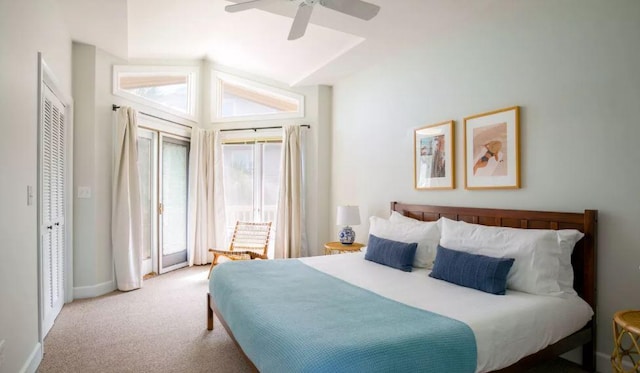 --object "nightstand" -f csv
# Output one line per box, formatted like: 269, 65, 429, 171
324, 242, 365, 255
612, 310, 640, 372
